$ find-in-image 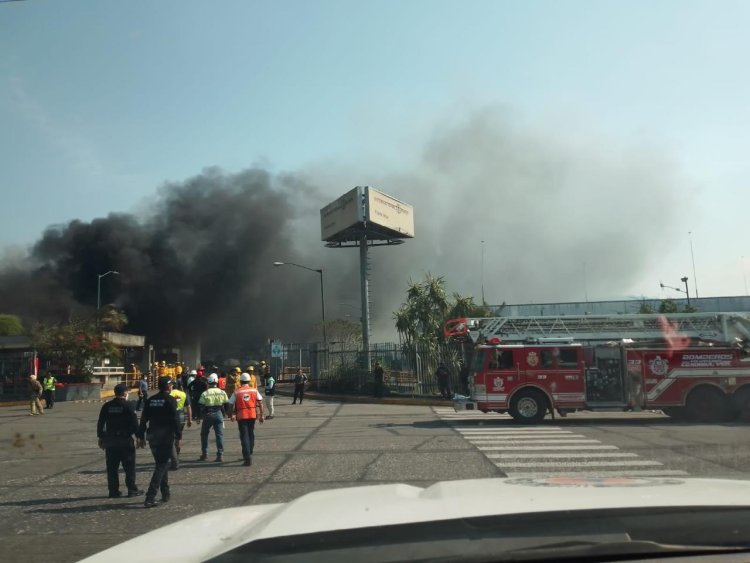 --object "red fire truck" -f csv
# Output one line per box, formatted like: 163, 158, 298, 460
445, 313, 750, 423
